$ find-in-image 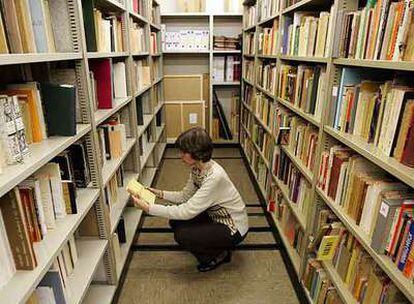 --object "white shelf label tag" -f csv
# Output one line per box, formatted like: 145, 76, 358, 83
189, 113, 198, 124
380, 202, 389, 217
